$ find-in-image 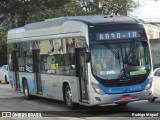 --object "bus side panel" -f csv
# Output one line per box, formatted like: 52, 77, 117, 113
41, 74, 56, 99
19, 72, 36, 94
41, 74, 79, 103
